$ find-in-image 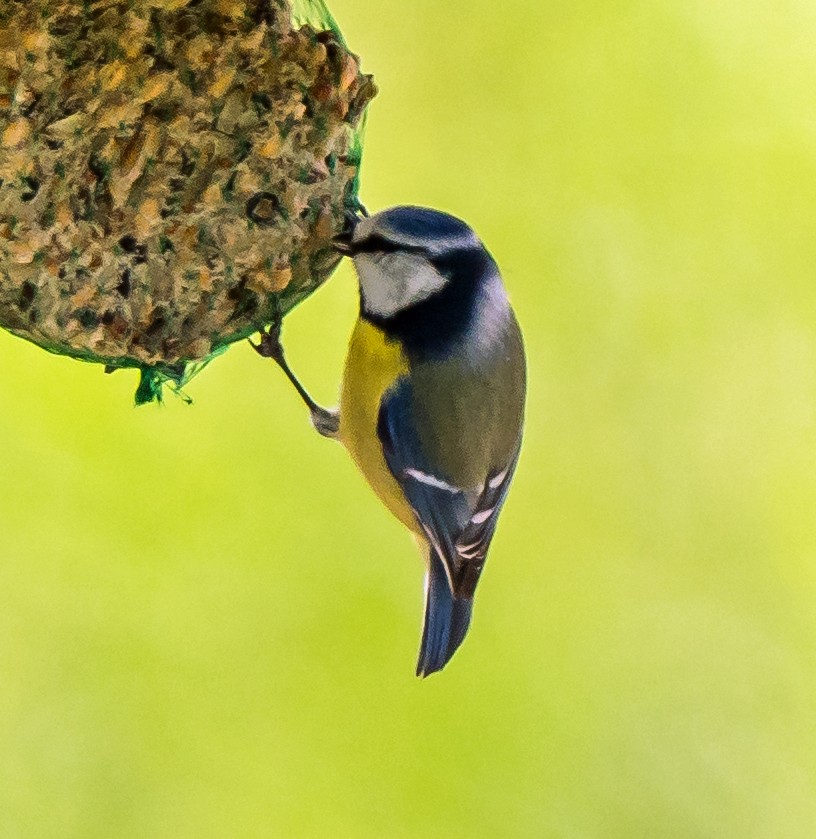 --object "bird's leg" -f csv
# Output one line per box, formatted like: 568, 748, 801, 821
250, 317, 340, 438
